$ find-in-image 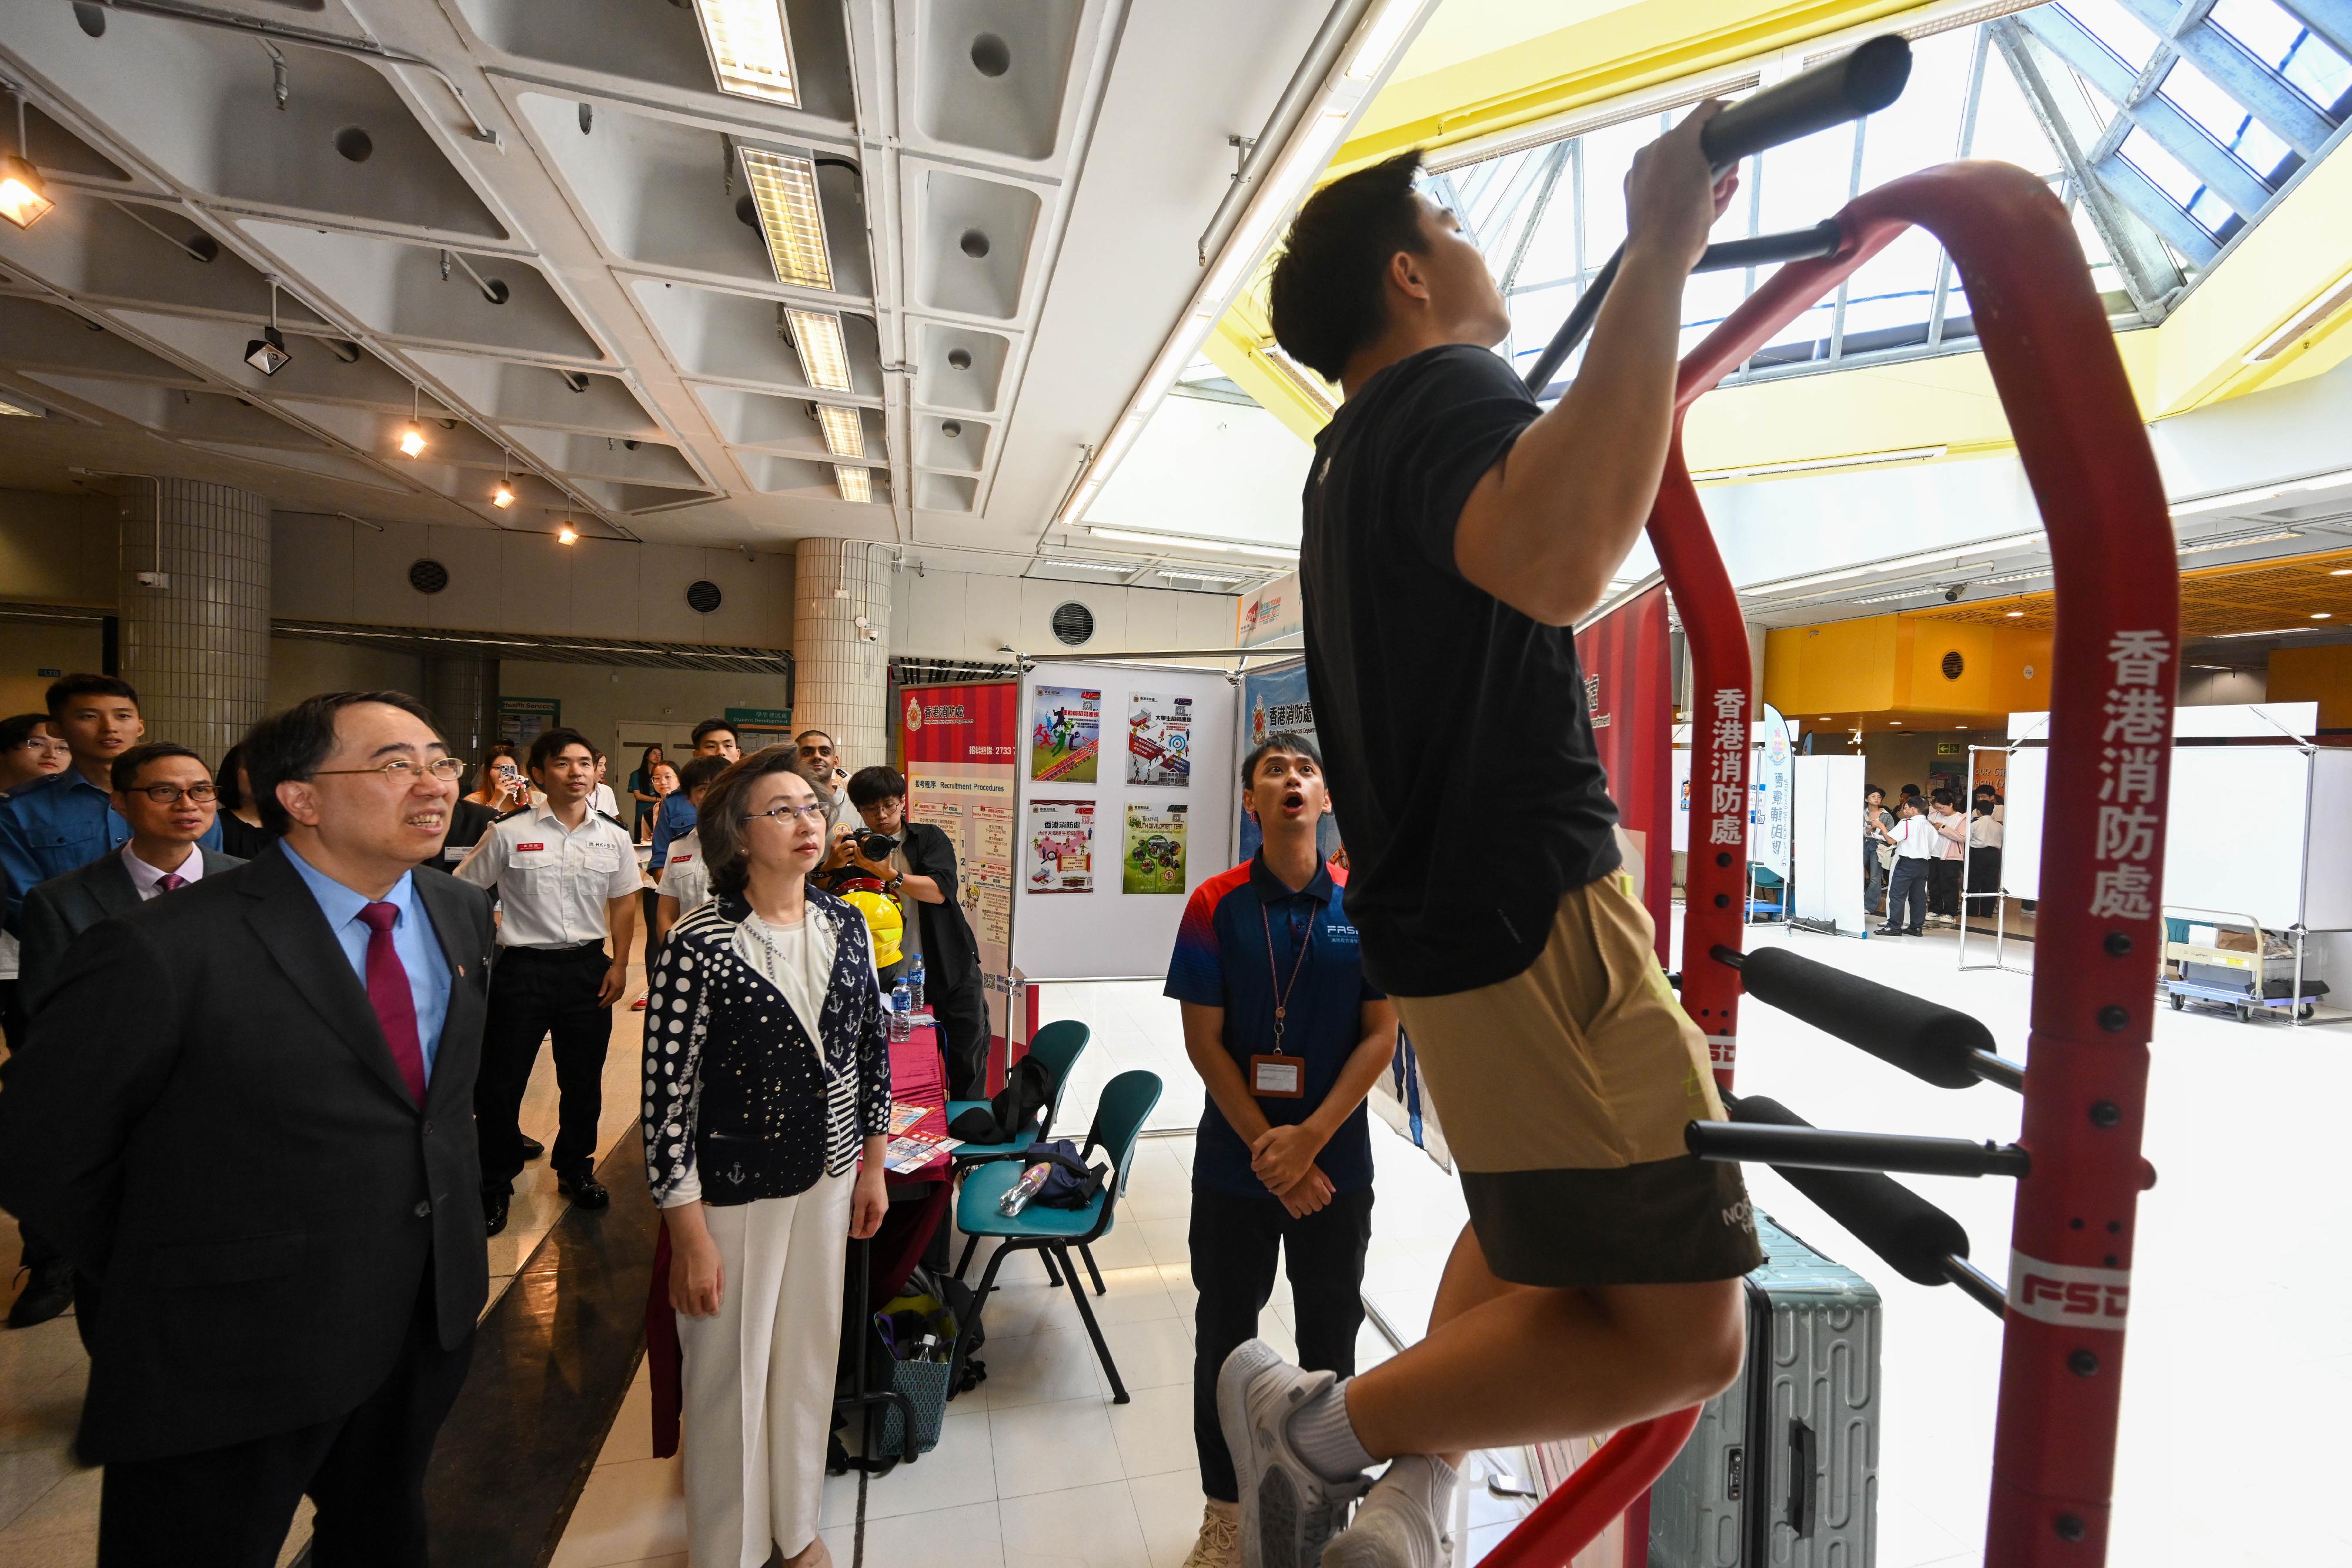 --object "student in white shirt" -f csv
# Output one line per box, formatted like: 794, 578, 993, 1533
455, 727, 644, 1235
1875, 797, 1940, 936
590, 747, 622, 821
652, 754, 732, 951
